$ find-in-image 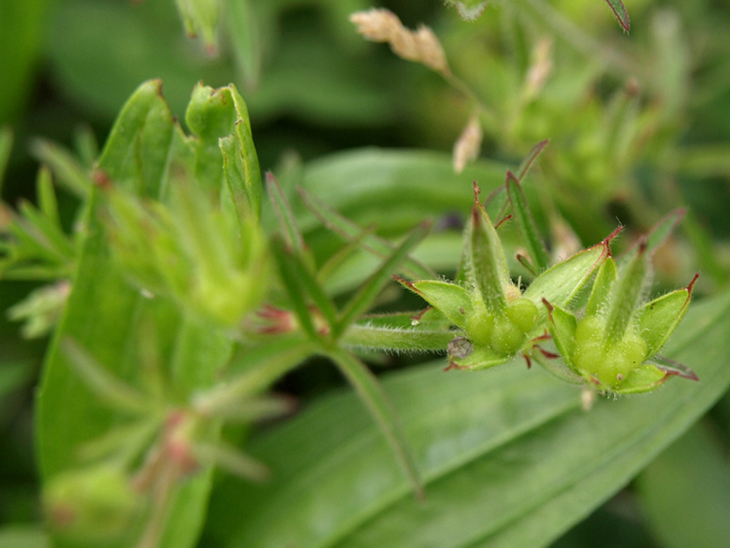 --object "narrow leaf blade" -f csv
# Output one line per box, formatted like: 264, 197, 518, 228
506, 171, 549, 272
604, 0, 631, 32
337, 222, 430, 336
326, 348, 423, 498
